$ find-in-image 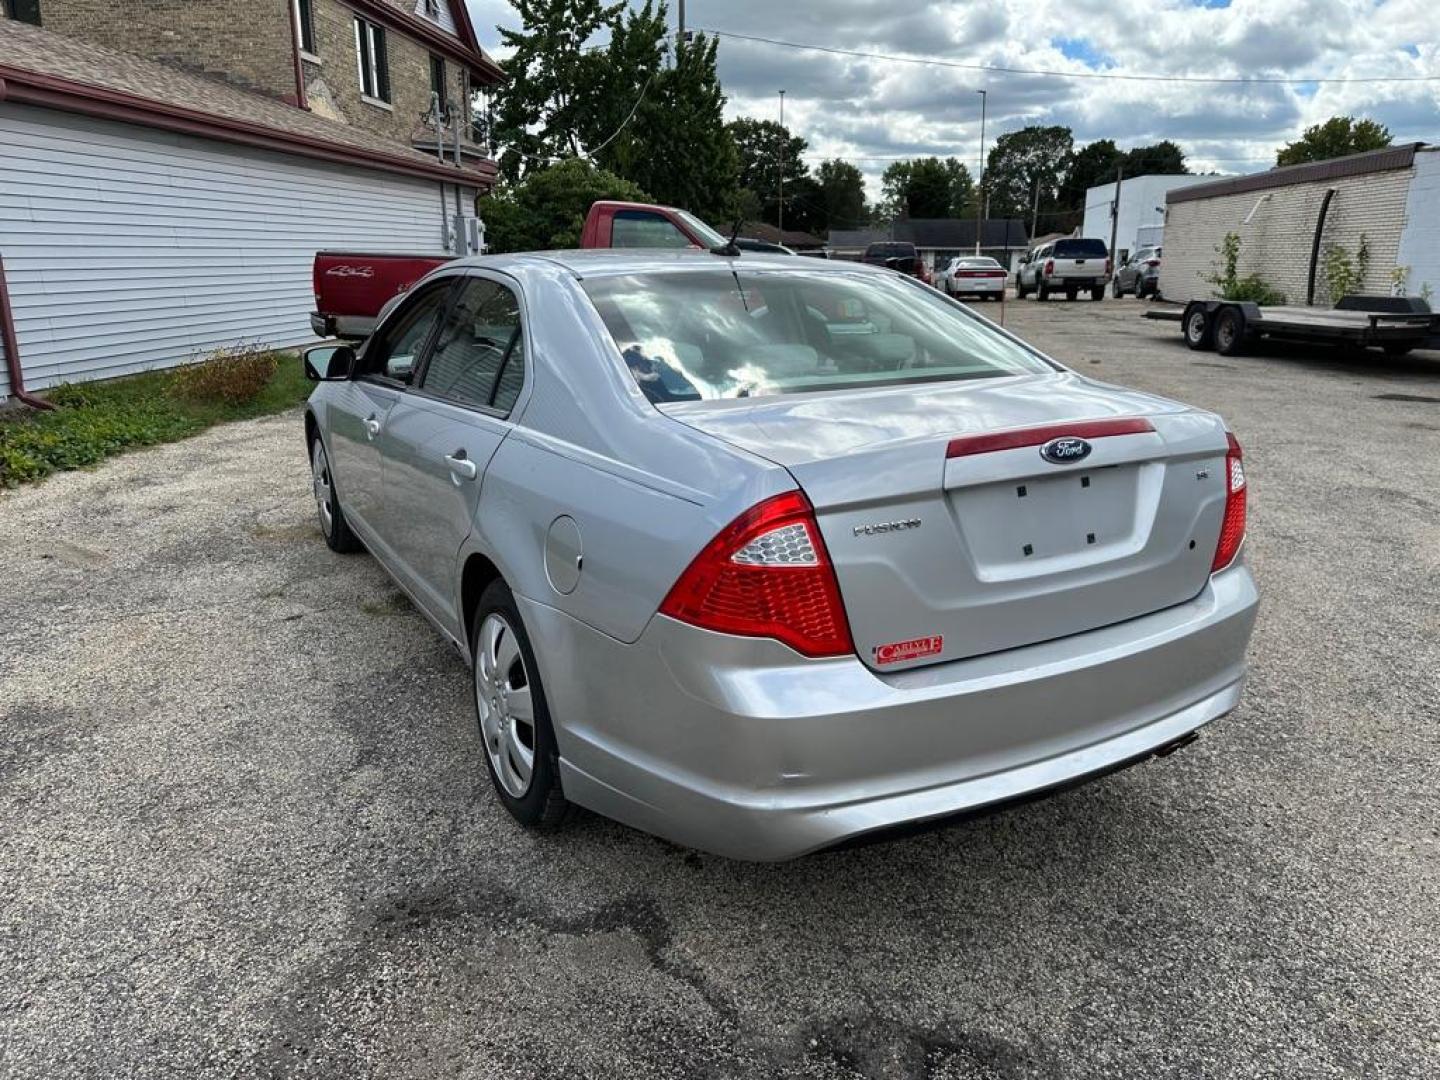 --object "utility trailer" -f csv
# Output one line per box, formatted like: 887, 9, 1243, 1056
1145, 297, 1437, 358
